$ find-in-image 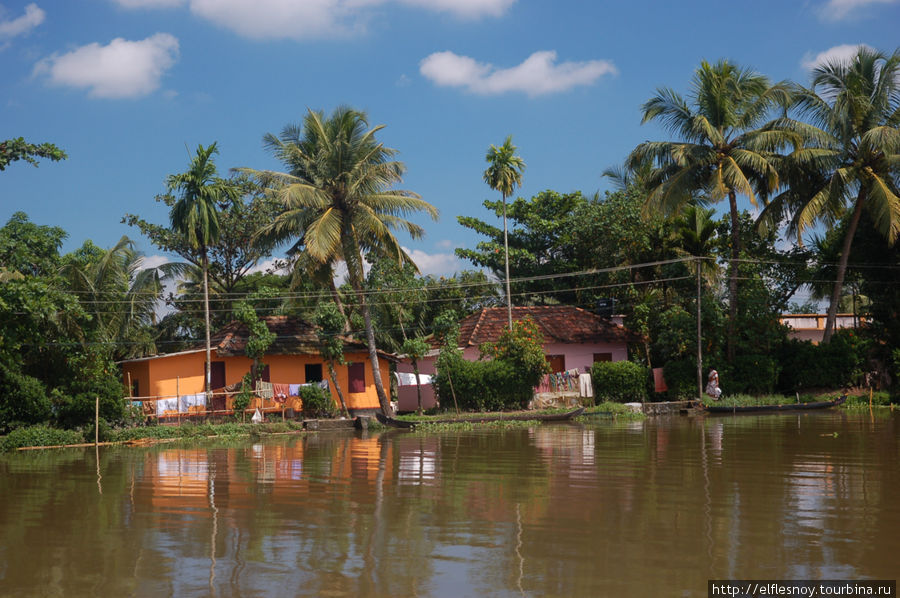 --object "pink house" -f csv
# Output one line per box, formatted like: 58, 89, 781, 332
396, 306, 640, 411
